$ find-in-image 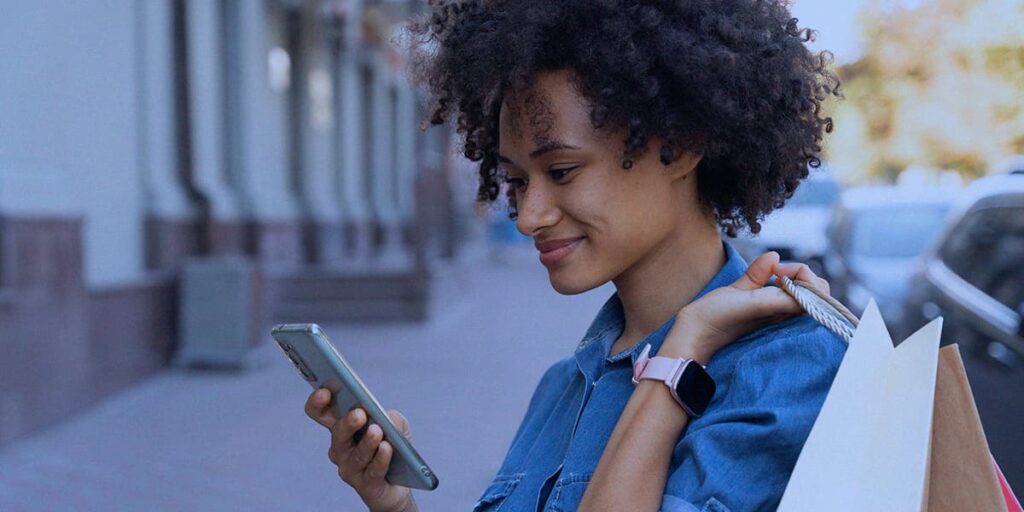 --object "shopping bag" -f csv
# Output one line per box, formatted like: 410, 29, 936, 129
927, 345, 1012, 512
774, 278, 1021, 512
997, 461, 1024, 512
778, 300, 942, 511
